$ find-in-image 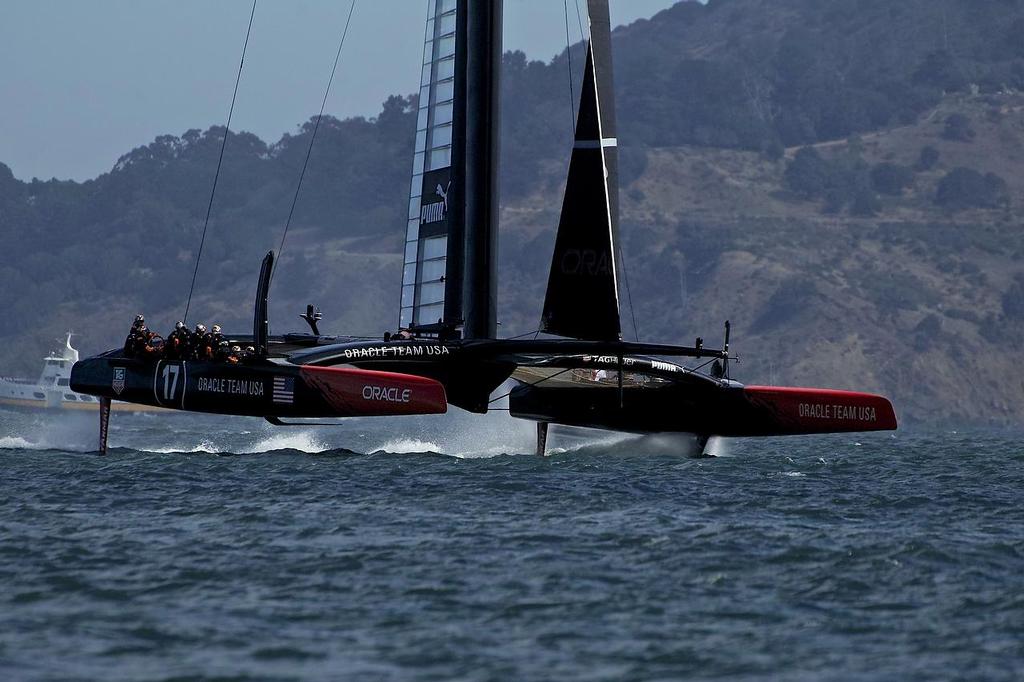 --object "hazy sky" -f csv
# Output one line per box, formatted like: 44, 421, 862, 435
0, 1, 679, 182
